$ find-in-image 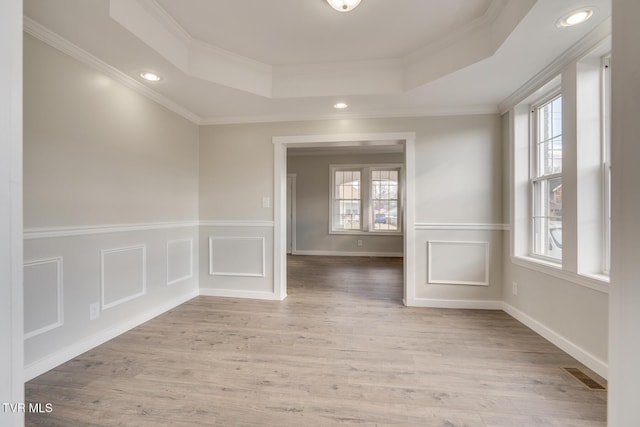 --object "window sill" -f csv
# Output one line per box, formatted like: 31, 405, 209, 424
511, 255, 609, 294
580, 272, 610, 284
